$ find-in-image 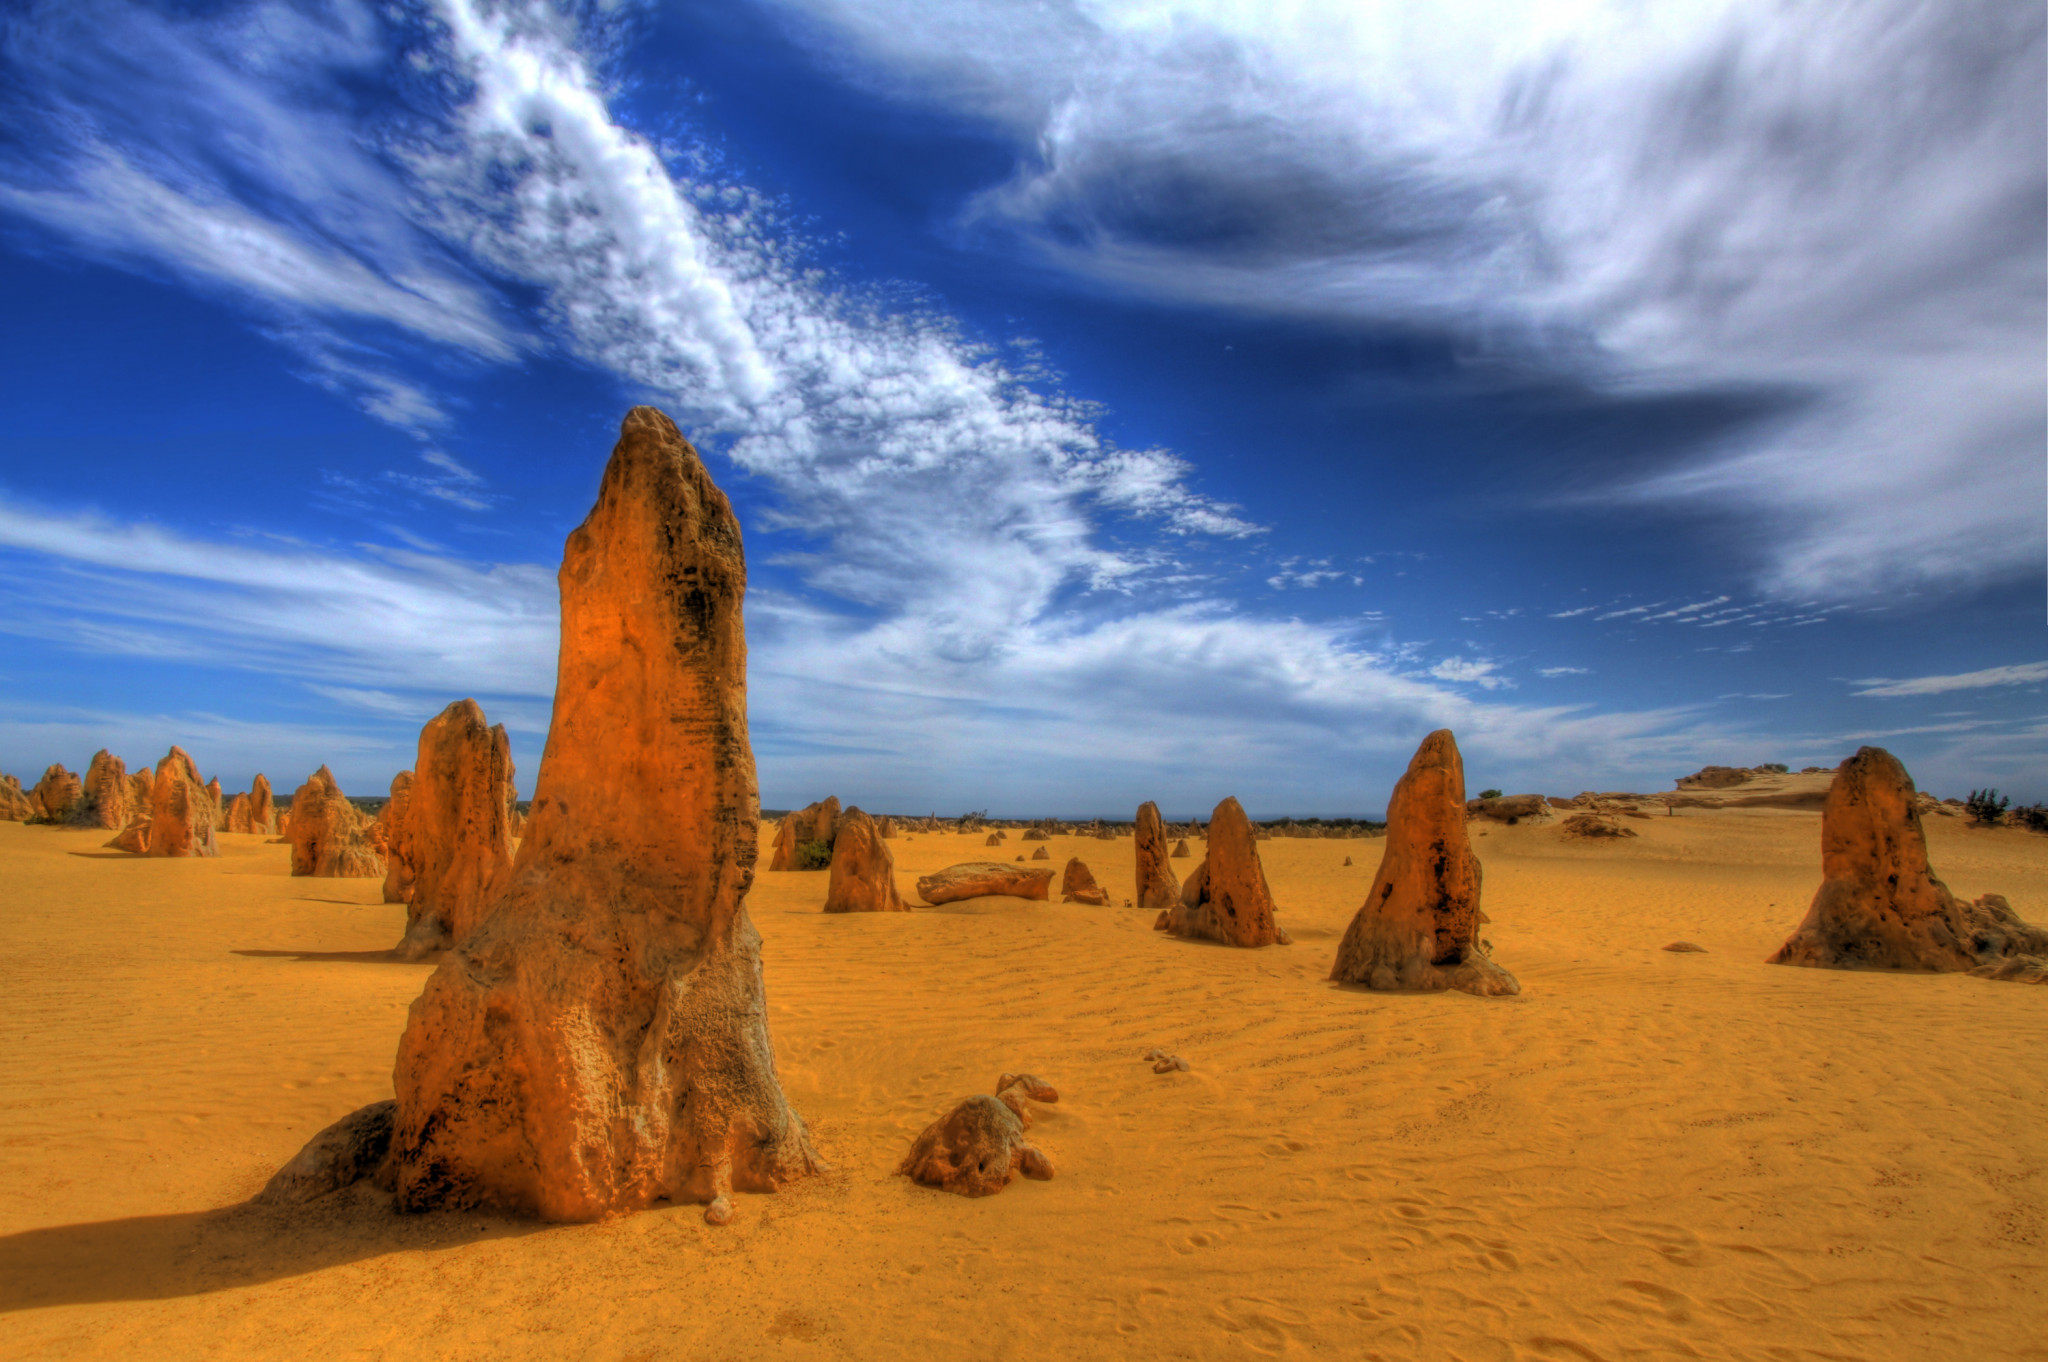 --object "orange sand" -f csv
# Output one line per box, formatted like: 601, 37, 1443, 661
1, 810, 2043, 1359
